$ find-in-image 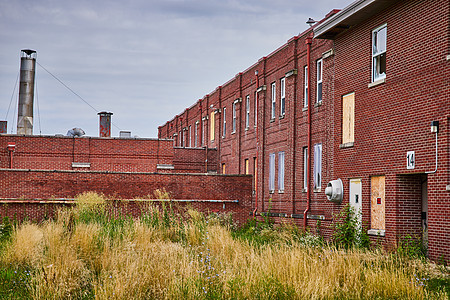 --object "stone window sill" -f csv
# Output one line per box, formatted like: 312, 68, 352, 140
367, 229, 385, 237
368, 78, 385, 88
340, 142, 354, 149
